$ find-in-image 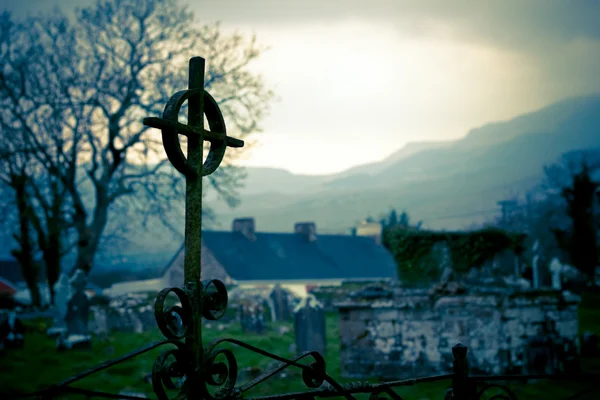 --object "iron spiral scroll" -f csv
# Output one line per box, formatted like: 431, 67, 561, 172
150, 279, 350, 399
